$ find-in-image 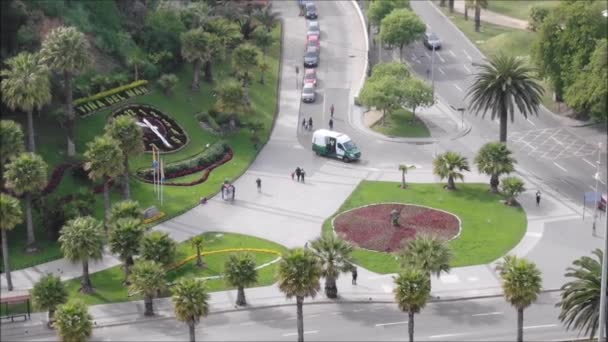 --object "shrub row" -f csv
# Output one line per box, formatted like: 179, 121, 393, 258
196, 112, 222, 133
74, 80, 149, 106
